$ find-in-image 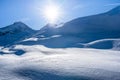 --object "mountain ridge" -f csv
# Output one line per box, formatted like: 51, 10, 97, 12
22, 5, 120, 48
1, 6, 120, 49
